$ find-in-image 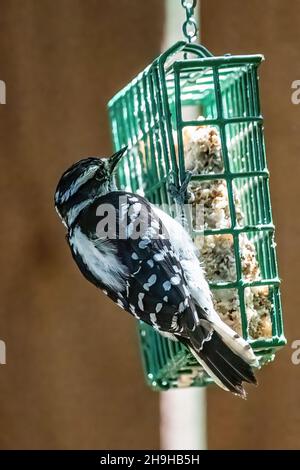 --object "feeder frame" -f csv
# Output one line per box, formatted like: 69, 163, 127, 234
108, 40, 286, 390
